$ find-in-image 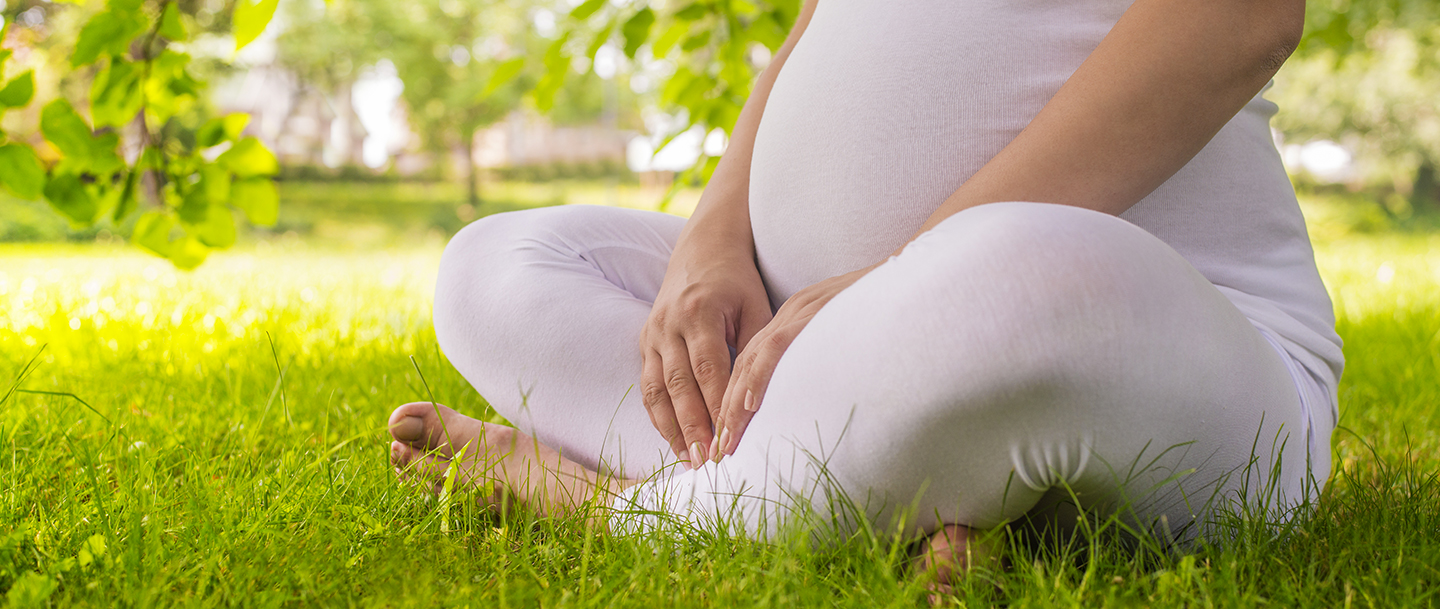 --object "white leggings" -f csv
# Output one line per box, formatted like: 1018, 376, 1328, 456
433, 202, 1328, 540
